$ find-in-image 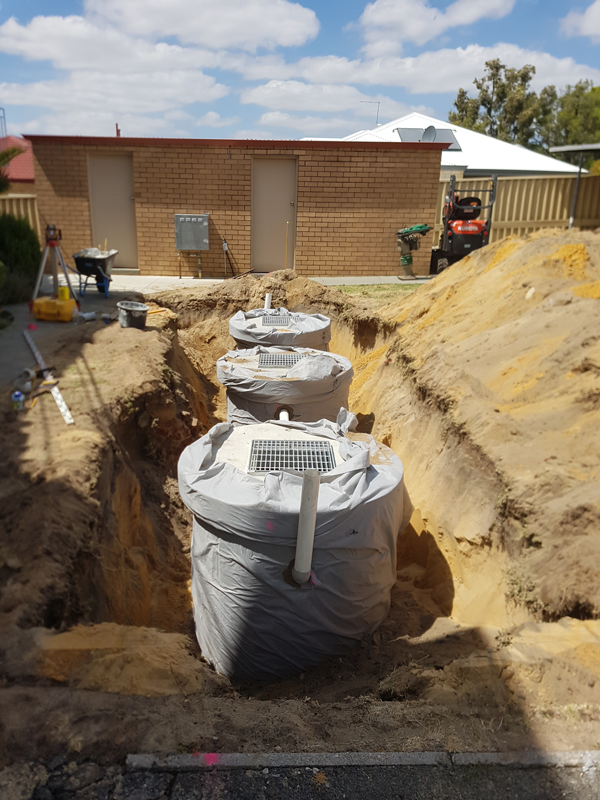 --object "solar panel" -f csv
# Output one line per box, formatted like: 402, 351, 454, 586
261, 313, 292, 326
248, 440, 335, 474
258, 352, 307, 368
